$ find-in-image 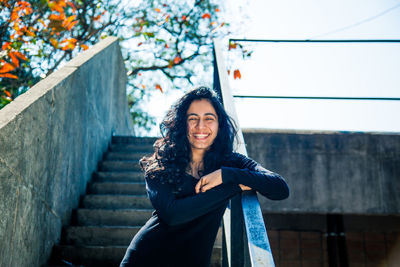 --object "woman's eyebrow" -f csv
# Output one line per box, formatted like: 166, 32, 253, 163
187, 113, 217, 118
205, 113, 217, 118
